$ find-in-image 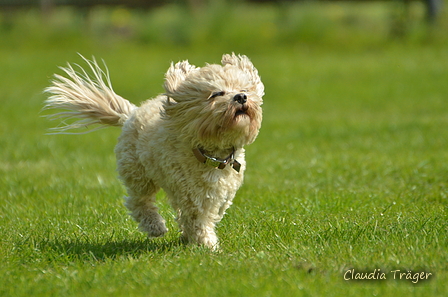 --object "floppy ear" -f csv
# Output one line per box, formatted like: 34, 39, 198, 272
164, 60, 198, 97
221, 53, 264, 98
